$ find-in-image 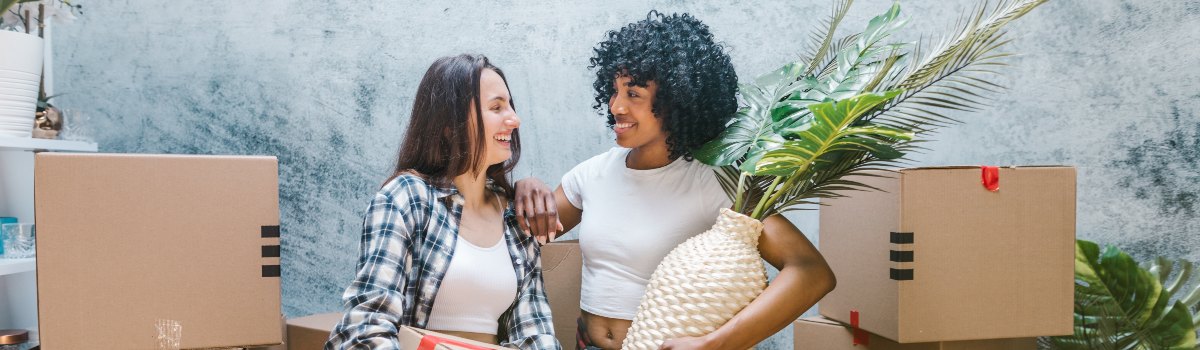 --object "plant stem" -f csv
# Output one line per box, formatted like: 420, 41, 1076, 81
751, 176, 783, 219
734, 171, 747, 214
759, 173, 806, 219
